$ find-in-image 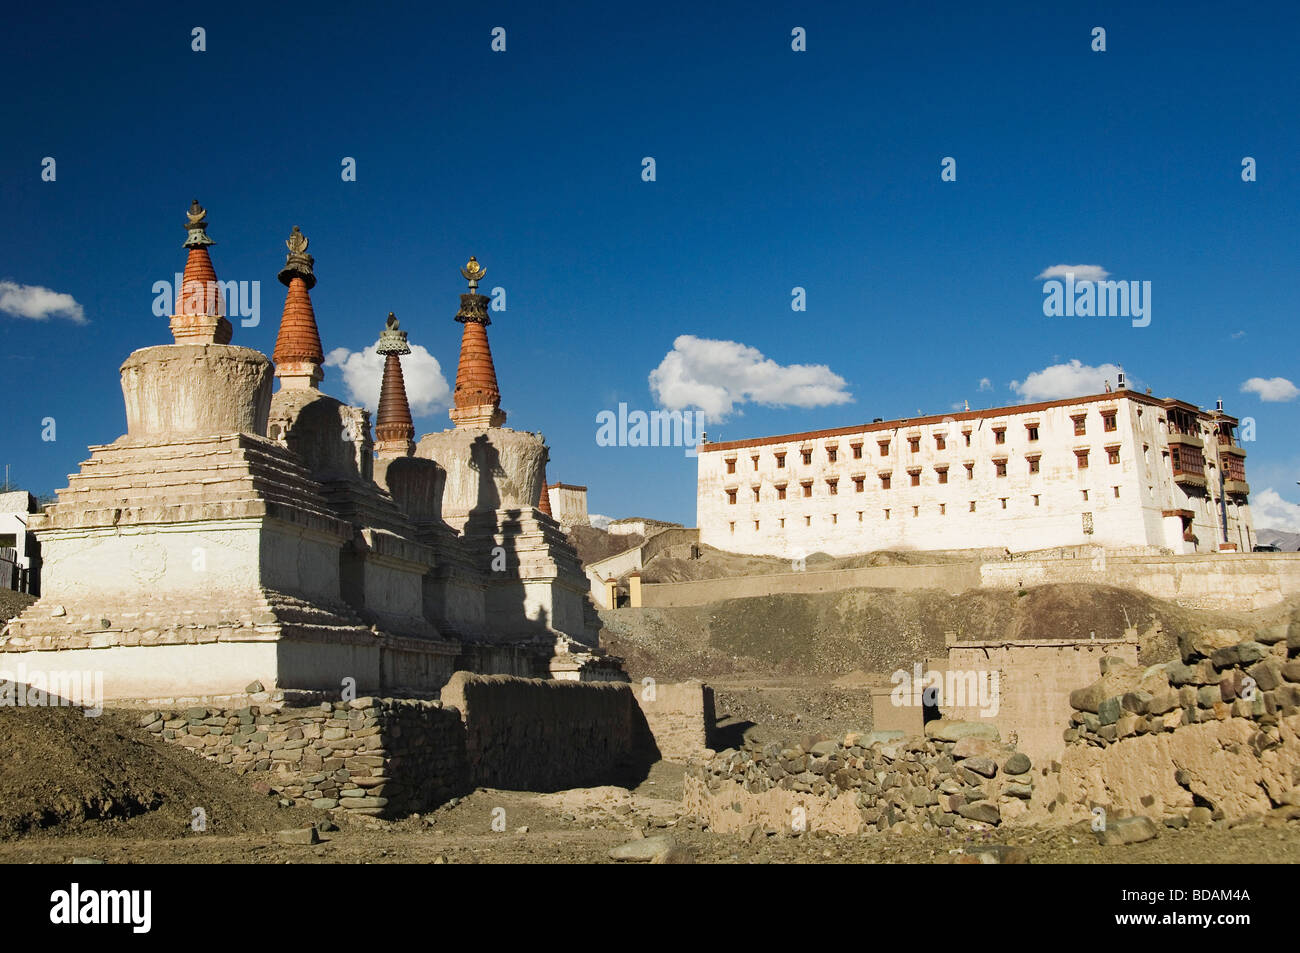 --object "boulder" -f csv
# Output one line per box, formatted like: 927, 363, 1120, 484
1096, 815, 1158, 846
924, 720, 1000, 743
